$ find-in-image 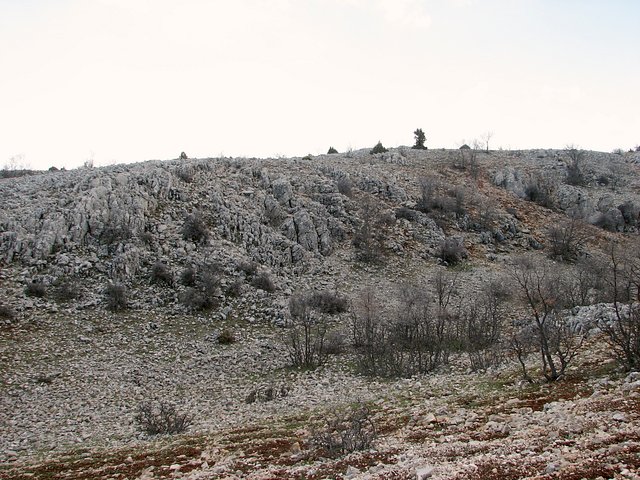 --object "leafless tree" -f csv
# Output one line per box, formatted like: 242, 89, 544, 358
286, 293, 328, 369
598, 243, 640, 371
546, 216, 590, 262
462, 283, 507, 371
509, 256, 586, 381
481, 131, 494, 153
